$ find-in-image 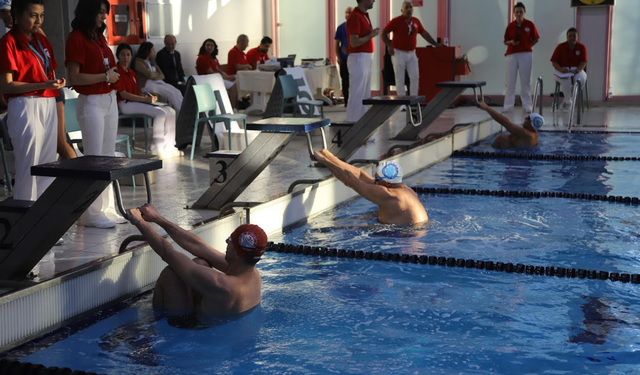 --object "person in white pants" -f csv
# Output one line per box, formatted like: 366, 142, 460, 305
503, 2, 539, 113
115, 43, 179, 158
381, 1, 442, 99
66, 0, 125, 229
346, 0, 379, 123
134, 42, 183, 113
551, 28, 587, 111
0, 0, 65, 200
